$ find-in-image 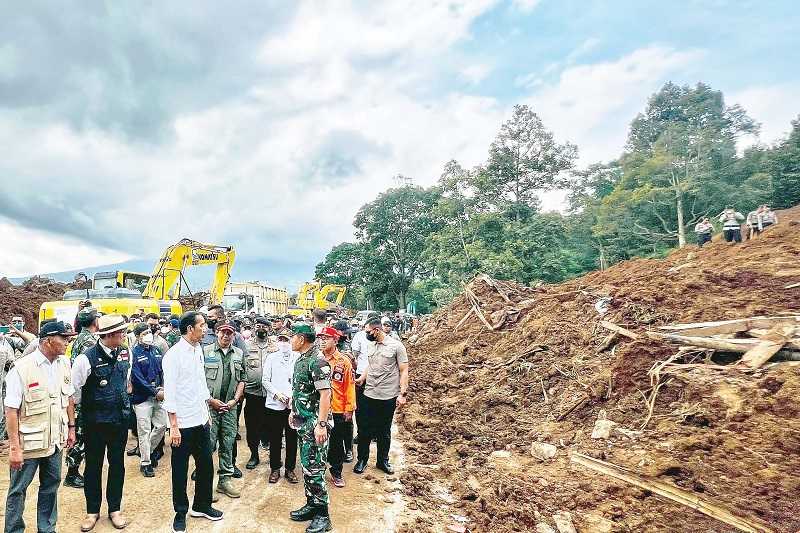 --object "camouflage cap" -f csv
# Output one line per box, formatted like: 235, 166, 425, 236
275, 328, 293, 340
76, 306, 99, 322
